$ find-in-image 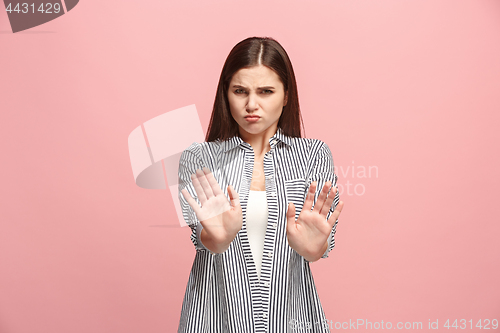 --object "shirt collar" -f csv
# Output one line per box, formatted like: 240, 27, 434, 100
221, 127, 295, 153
